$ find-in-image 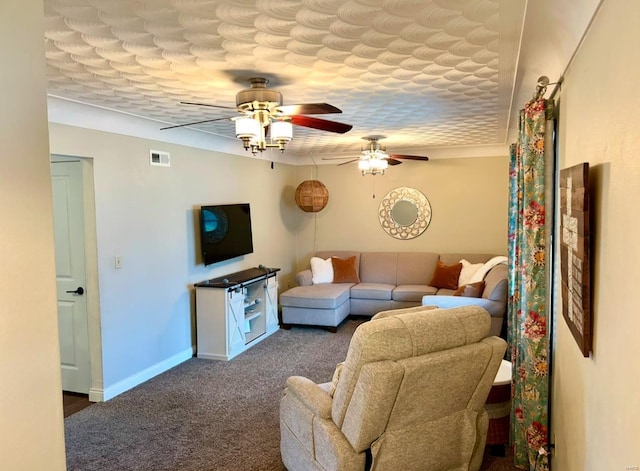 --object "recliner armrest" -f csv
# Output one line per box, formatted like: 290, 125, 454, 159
285, 376, 332, 419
